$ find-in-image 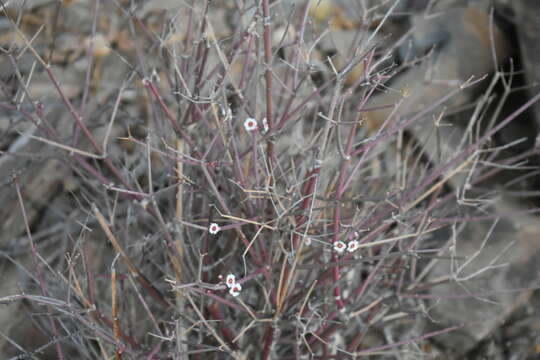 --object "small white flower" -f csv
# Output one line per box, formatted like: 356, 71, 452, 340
333, 241, 346, 254
229, 282, 242, 297
225, 274, 236, 288
141, 77, 151, 86
243, 117, 258, 132
347, 240, 359, 253
209, 223, 221, 235
261, 117, 269, 133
